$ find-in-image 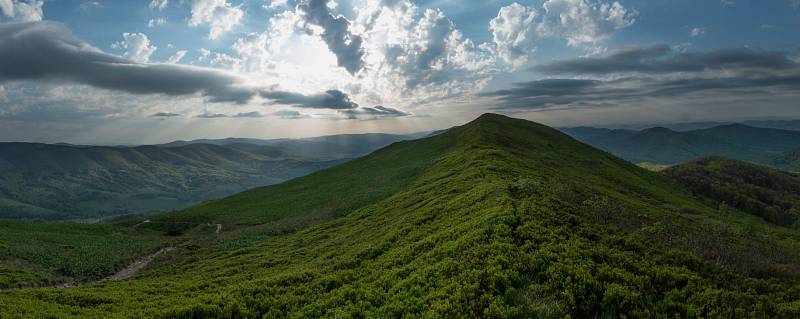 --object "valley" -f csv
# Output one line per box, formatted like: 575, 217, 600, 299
0, 133, 421, 220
